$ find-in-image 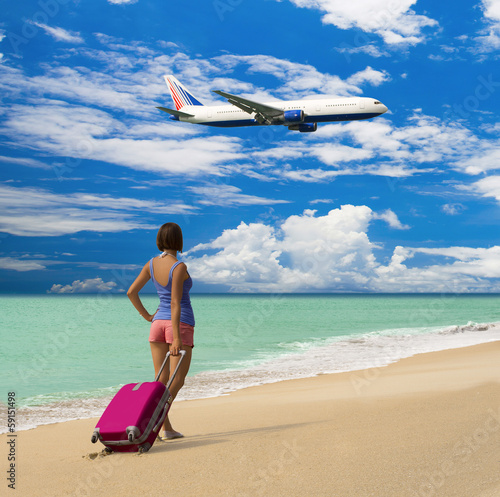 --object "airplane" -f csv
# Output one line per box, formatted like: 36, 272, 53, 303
157, 75, 388, 133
